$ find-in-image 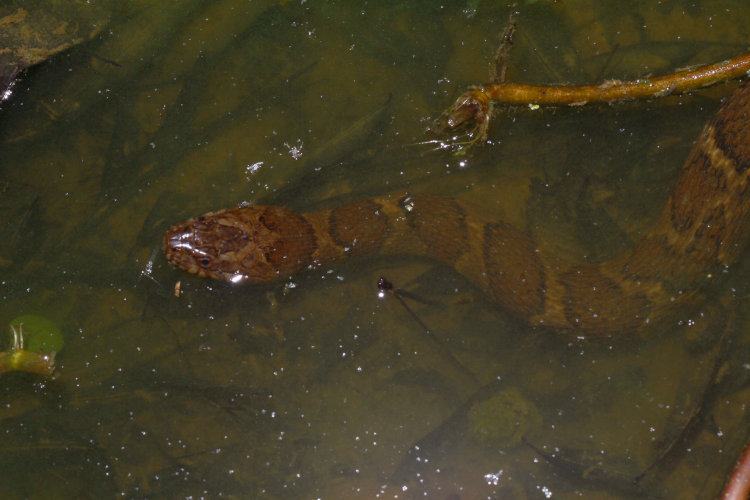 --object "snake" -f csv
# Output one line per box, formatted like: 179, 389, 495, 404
163, 84, 750, 335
